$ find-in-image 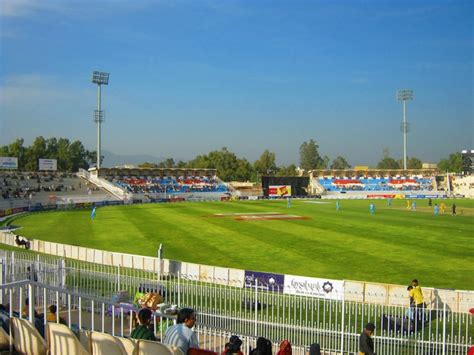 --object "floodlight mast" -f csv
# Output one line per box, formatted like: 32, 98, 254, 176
397, 89, 413, 170
92, 71, 110, 170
